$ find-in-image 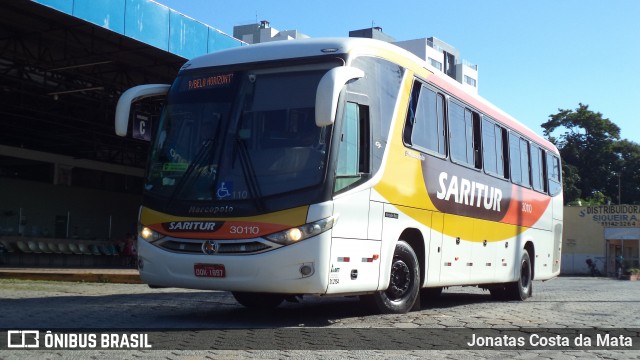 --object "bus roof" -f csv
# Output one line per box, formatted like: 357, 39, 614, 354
182, 37, 557, 154
182, 37, 381, 70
